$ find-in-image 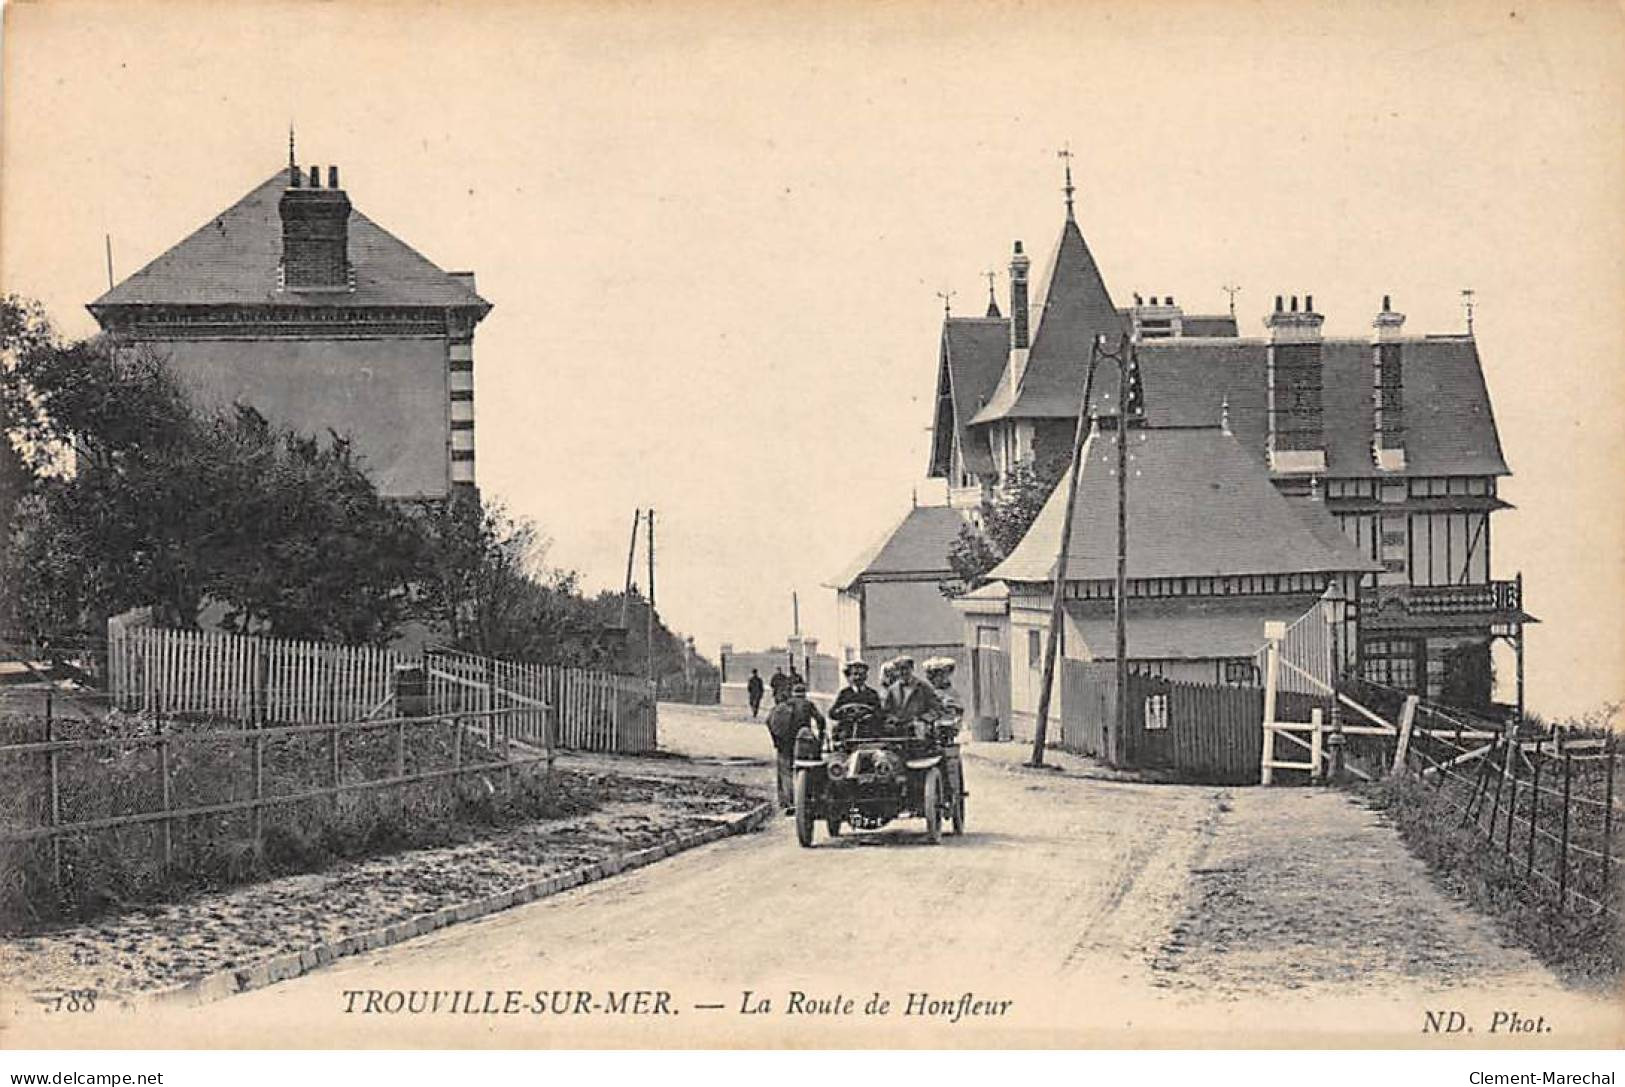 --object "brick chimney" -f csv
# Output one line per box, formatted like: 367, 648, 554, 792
1008, 240, 1031, 391
1372, 295, 1407, 471
1009, 241, 1031, 350
1264, 294, 1326, 474
279, 163, 351, 291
